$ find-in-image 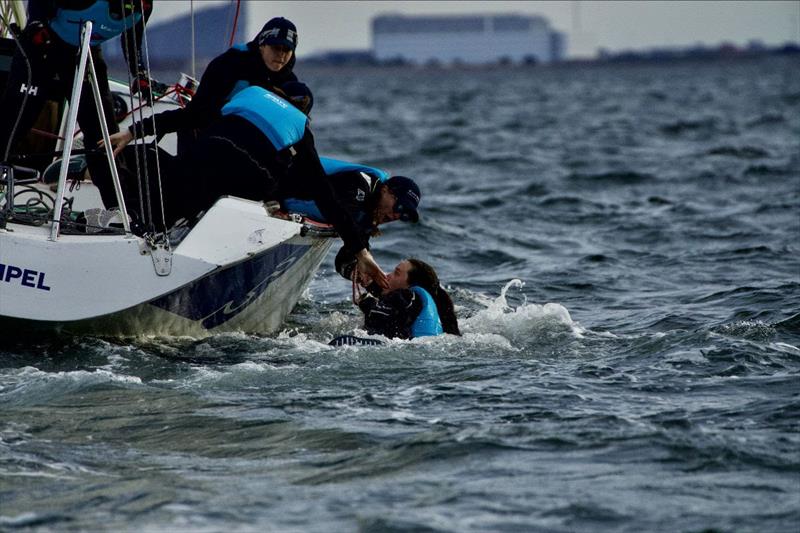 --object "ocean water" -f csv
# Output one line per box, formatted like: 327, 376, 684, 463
2, 57, 799, 532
